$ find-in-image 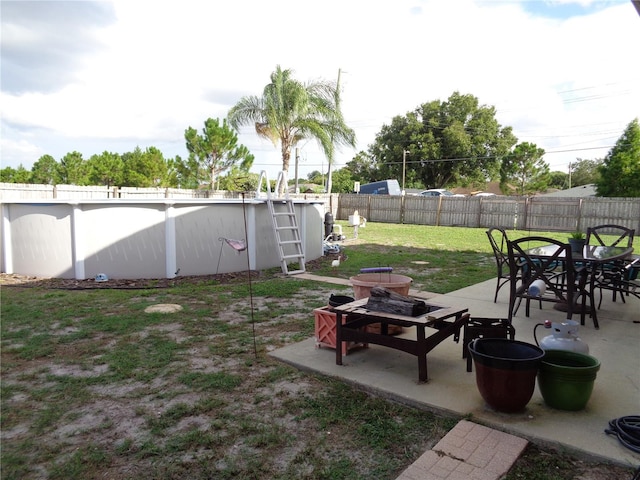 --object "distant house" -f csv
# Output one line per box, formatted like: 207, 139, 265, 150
541, 184, 597, 197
